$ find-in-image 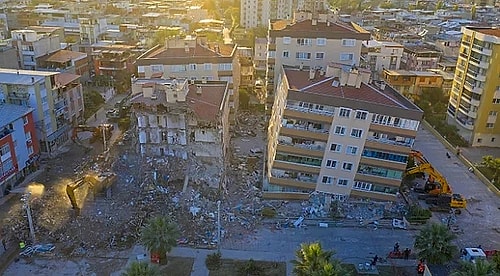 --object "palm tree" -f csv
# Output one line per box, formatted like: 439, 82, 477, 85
122, 261, 160, 276
450, 260, 498, 276
414, 223, 457, 264
482, 155, 500, 184
293, 242, 350, 276
140, 216, 180, 263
